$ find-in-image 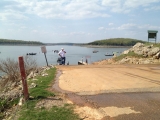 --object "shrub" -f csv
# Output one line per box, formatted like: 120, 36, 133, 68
0, 56, 37, 90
